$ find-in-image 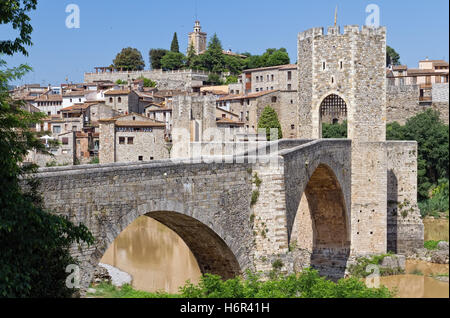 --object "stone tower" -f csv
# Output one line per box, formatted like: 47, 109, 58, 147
188, 20, 207, 55
297, 25, 390, 256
